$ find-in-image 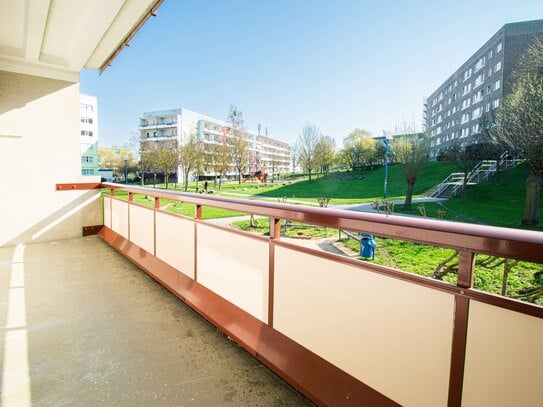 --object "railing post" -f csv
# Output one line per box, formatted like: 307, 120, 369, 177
128, 192, 133, 241
153, 197, 160, 256
448, 250, 475, 406
194, 205, 202, 281
268, 217, 281, 327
